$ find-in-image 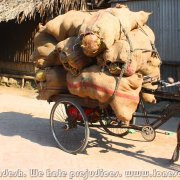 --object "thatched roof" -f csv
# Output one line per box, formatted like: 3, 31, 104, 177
0, 0, 88, 23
